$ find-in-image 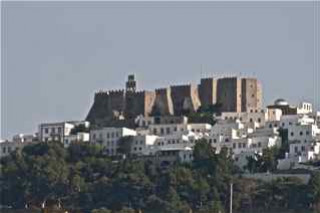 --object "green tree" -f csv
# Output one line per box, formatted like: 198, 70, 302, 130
117, 136, 134, 157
